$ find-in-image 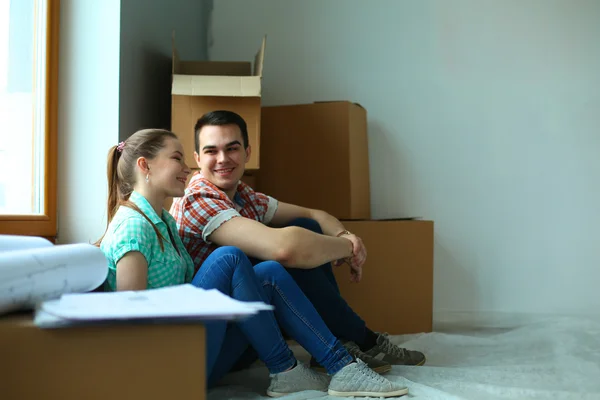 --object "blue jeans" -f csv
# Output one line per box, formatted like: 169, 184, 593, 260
192, 246, 352, 388
281, 218, 368, 345
248, 218, 368, 346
